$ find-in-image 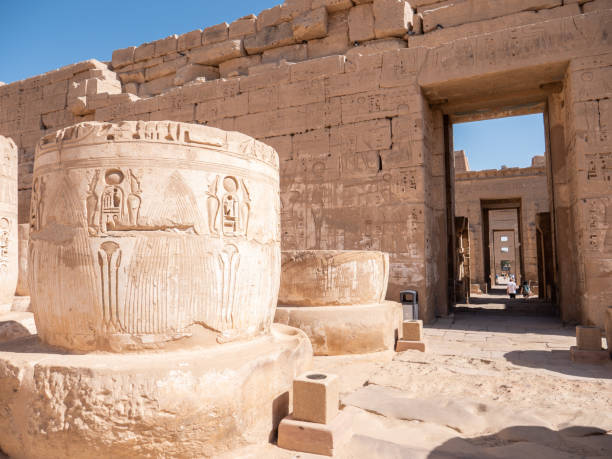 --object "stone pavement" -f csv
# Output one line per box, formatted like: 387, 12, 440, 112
231, 301, 611, 458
